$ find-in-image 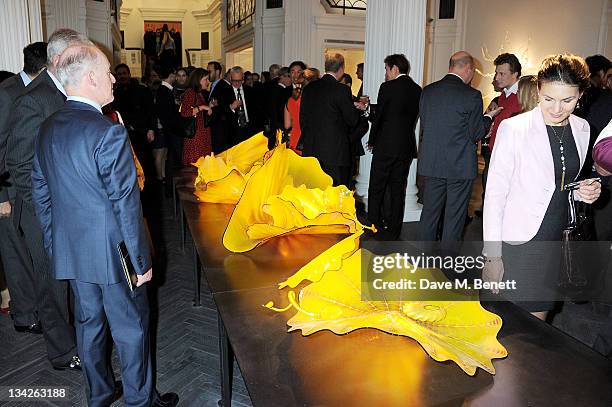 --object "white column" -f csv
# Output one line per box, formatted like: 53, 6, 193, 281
355, 0, 427, 222
283, 0, 314, 65
0, 0, 43, 73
